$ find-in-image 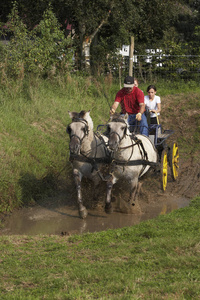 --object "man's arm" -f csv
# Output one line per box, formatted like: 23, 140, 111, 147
136, 103, 145, 121
110, 102, 119, 114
